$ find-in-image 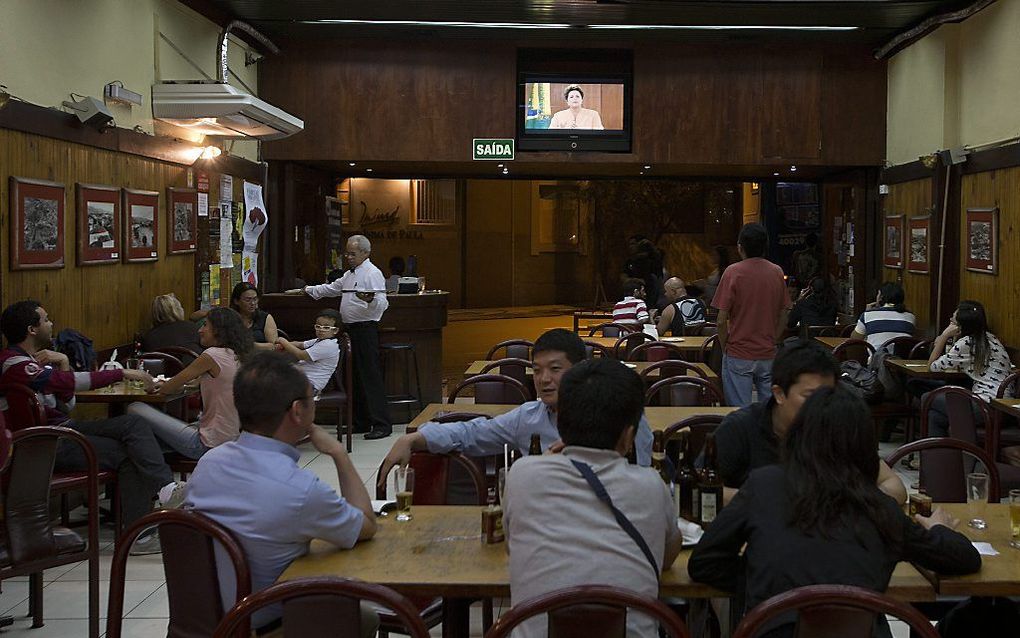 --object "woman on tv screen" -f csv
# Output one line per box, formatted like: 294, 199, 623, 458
549, 84, 604, 130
